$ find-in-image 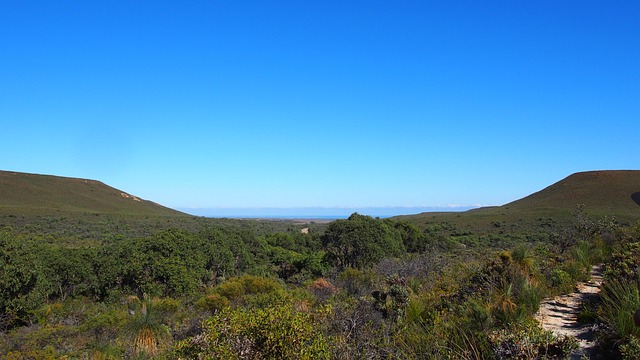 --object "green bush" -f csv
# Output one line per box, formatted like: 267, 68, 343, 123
489, 320, 578, 359
620, 335, 640, 360
215, 280, 245, 300
598, 239, 640, 351
336, 267, 376, 297
605, 241, 640, 283
322, 213, 405, 269
209, 275, 287, 309
196, 294, 230, 313
175, 303, 330, 359
598, 279, 640, 340
0, 230, 49, 324
550, 269, 573, 293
